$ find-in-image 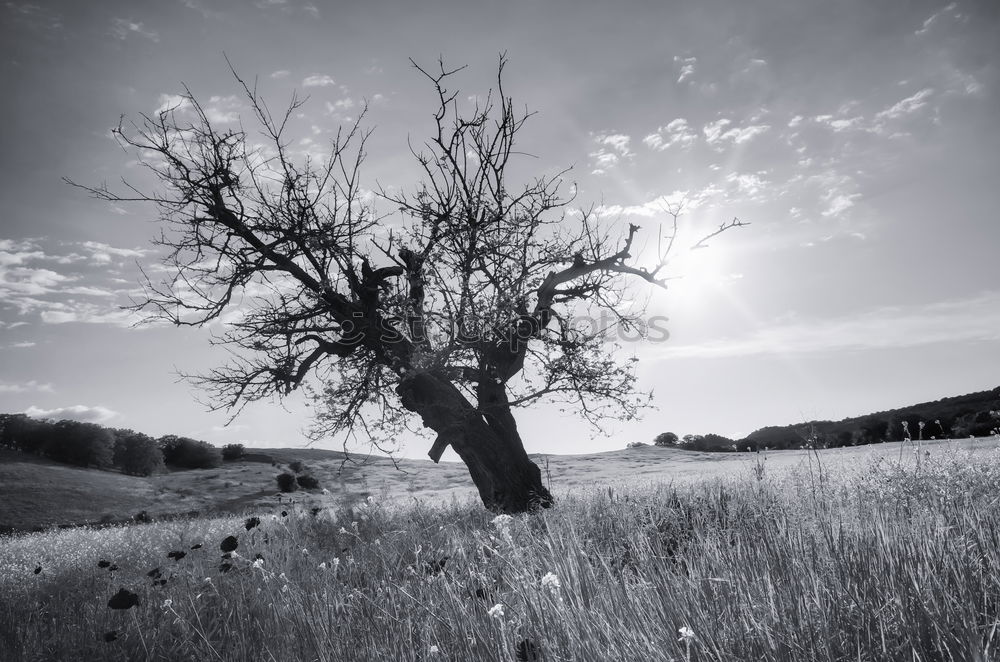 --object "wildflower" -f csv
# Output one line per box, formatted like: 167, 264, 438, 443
251, 558, 265, 570
491, 514, 514, 529
302, 548, 310, 556
540, 572, 560, 590
339, 527, 349, 534
678, 626, 695, 642
322, 488, 331, 495
245, 516, 261, 530
278, 572, 288, 582
161, 599, 172, 609
429, 645, 440, 655
318, 562, 327, 570
487, 603, 505, 620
